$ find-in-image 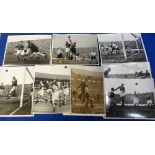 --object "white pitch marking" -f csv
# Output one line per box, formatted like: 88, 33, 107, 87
9, 102, 29, 115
